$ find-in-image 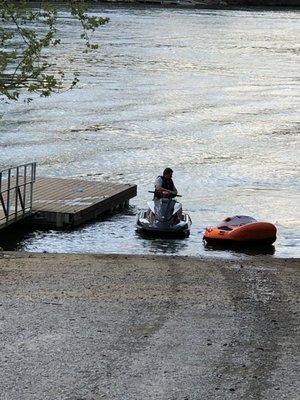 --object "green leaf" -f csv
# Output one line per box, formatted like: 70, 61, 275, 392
0, 0, 109, 102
